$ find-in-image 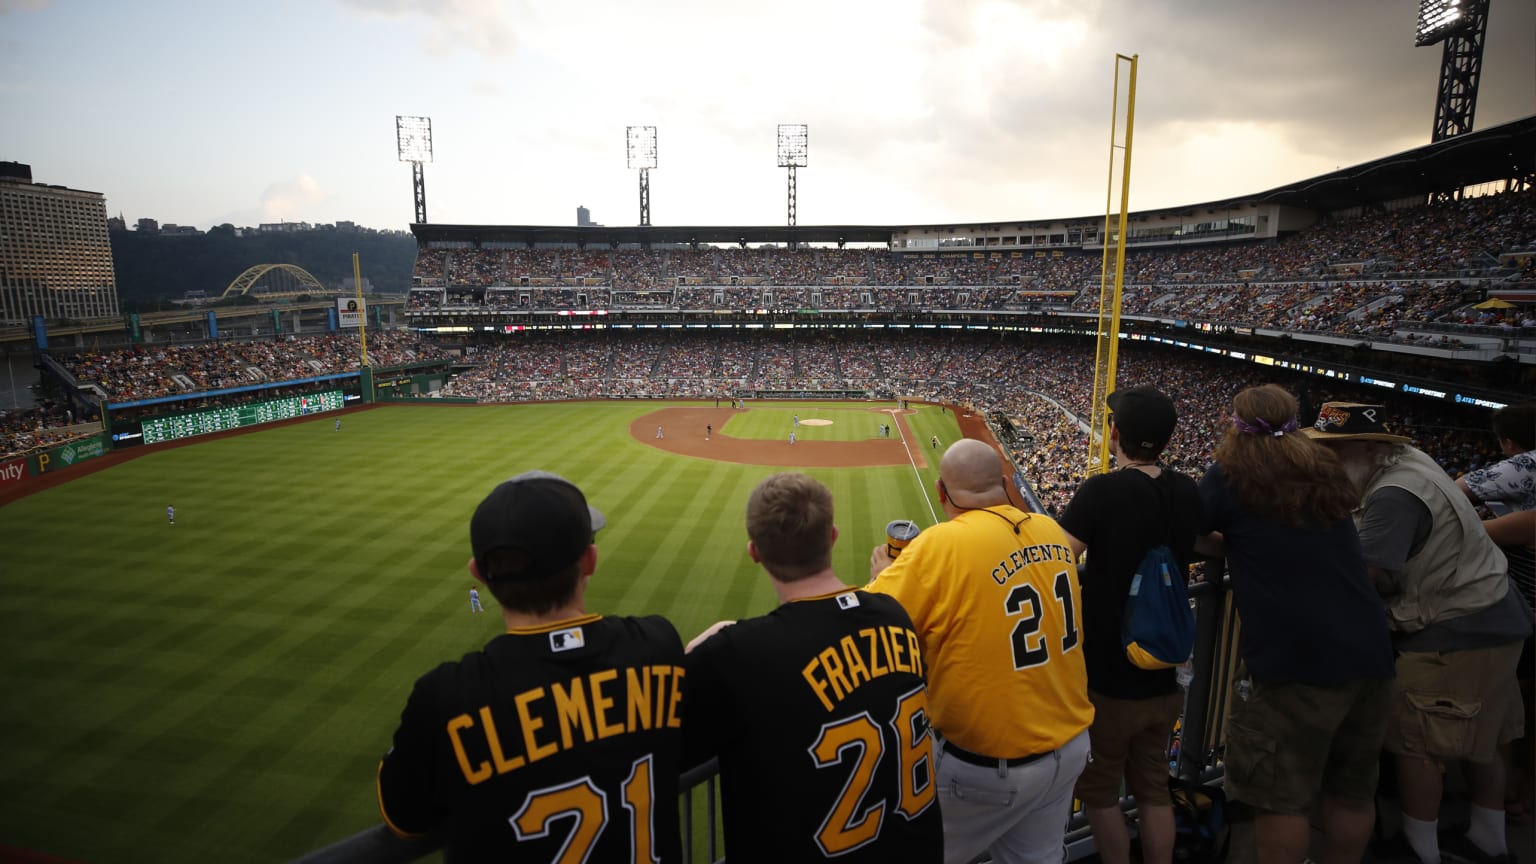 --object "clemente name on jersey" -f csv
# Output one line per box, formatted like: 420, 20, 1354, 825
801, 624, 924, 712
446, 663, 684, 784
991, 543, 1075, 586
